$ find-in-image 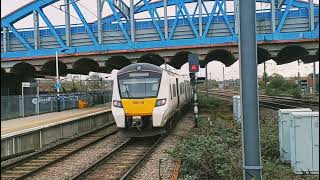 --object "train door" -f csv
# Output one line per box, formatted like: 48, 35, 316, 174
176, 78, 180, 107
